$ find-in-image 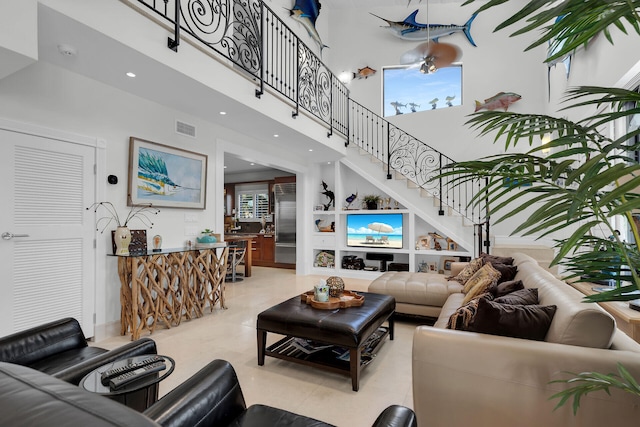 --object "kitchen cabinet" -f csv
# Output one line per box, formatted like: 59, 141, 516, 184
253, 234, 275, 266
